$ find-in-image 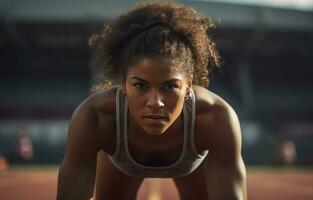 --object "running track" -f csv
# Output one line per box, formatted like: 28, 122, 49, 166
0, 168, 312, 200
